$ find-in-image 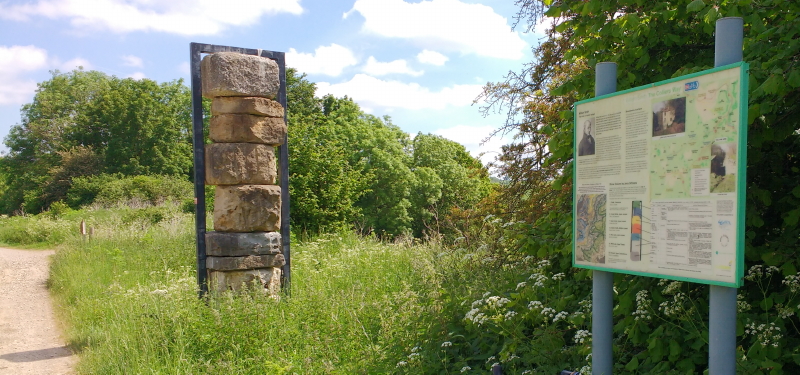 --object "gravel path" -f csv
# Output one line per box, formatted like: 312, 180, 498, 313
0, 247, 75, 375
